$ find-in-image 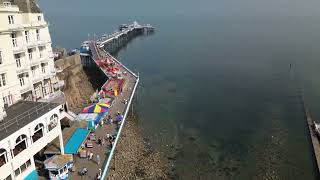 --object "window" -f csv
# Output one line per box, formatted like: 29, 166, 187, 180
36, 29, 40, 41
5, 175, 12, 180
42, 66, 46, 73
15, 54, 21, 68
3, 2, 11, 6
14, 159, 31, 177
31, 67, 36, 76
48, 114, 58, 131
14, 168, 20, 176
25, 31, 29, 43
0, 73, 6, 87
3, 95, 13, 105
13, 135, 27, 156
8, 15, 14, 24
18, 75, 24, 86
20, 163, 26, 172
37, 15, 41, 21
26, 159, 31, 167
11, 33, 17, 47
0, 149, 7, 167
0, 51, 2, 64
32, 123, 44, 142
39, 47, 44, 58
28, 49, 33, 60
16, 59, 21, 67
